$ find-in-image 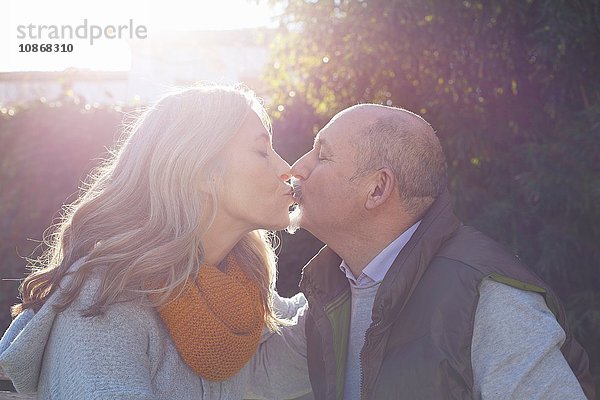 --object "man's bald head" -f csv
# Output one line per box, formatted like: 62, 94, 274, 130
340, 104, 447, 216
